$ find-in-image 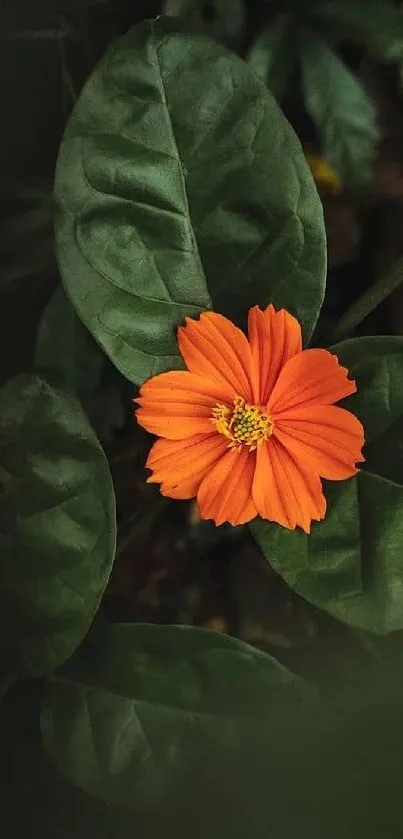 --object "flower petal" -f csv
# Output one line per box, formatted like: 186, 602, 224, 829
252, 439, 326, 534
248, 305, 302, 403
274, 404, 365, 480
178, 312, 255, 402
135, 370, 235, 439
146, 433, 228, 499
197, 447, 257, 526
137, 370, 235, 406
136, 409, 213, 439
268, 348, 356, 414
